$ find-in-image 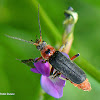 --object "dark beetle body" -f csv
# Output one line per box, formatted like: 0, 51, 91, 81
49, 51, 86, 84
